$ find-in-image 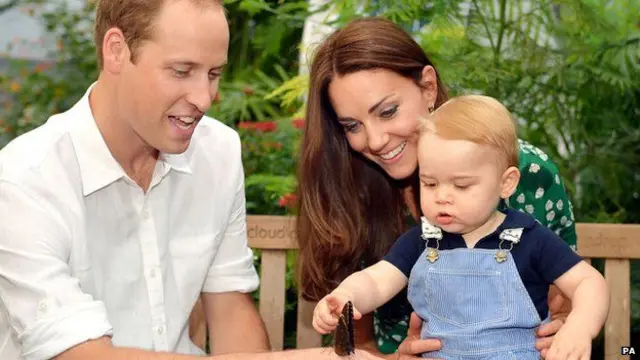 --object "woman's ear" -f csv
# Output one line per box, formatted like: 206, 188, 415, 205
500, 166, 521, 199
420, 65, 438, 106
